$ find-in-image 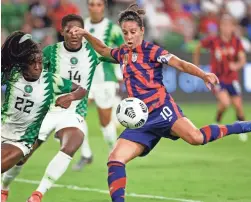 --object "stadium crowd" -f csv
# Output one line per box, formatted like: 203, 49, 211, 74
2, 0, 251, 52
